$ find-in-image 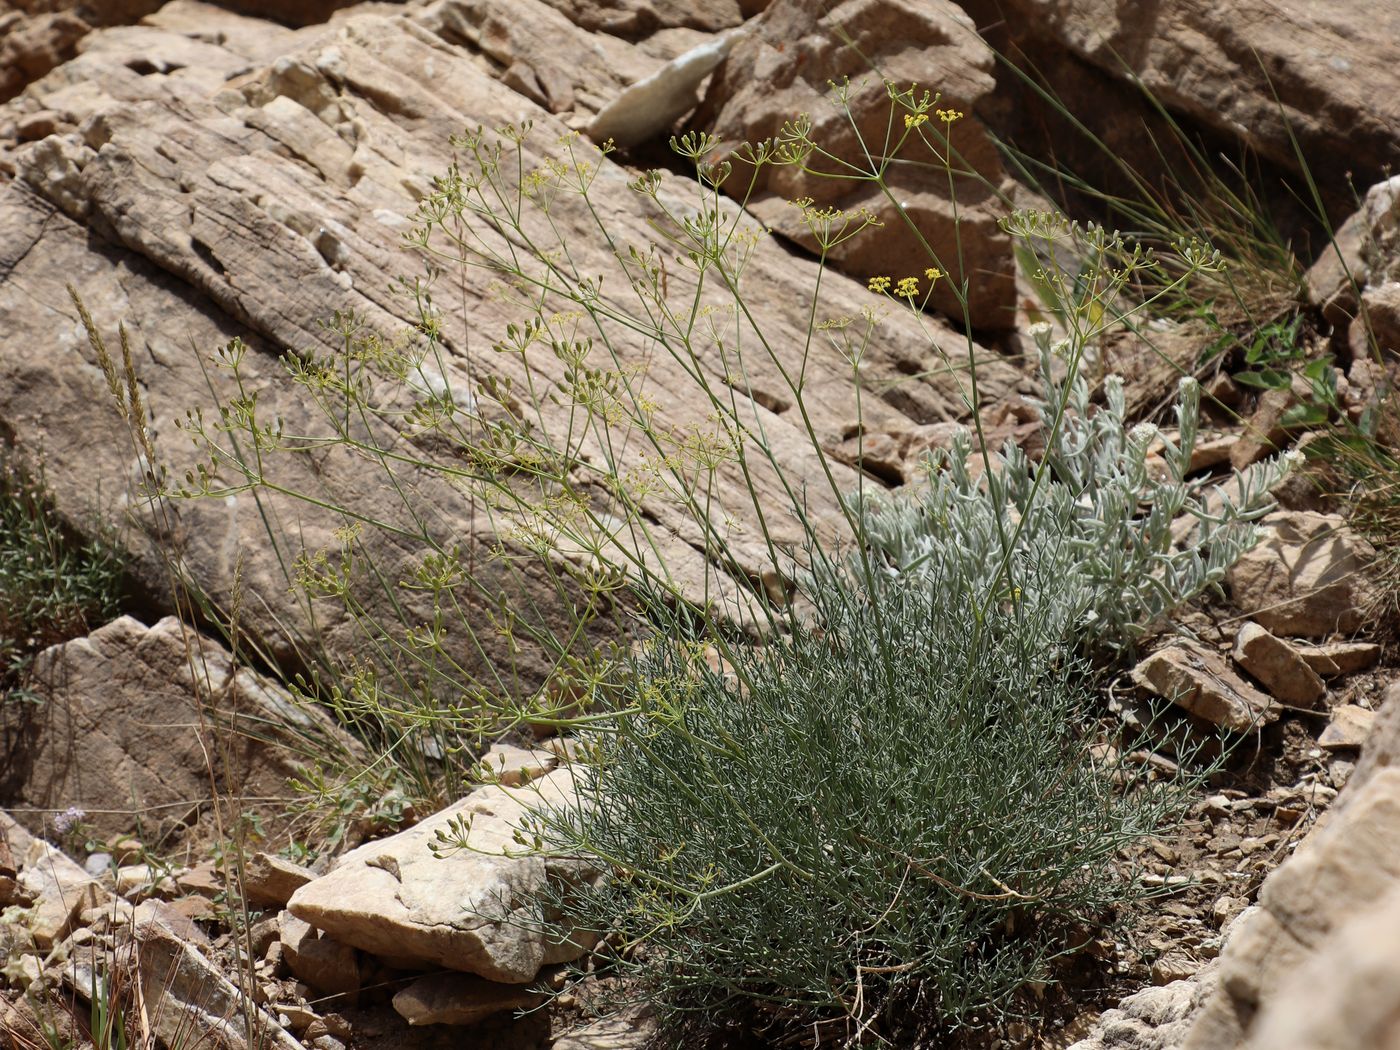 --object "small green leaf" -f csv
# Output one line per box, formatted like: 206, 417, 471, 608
1279, 402, 1329, 428
1302, 356, 1334, 382
1198, 332, 1236, 364
1233, 368, 1291, 390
